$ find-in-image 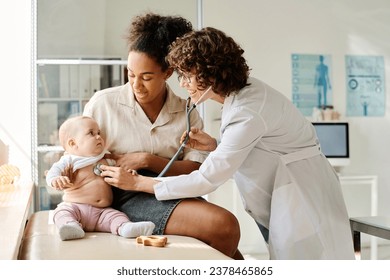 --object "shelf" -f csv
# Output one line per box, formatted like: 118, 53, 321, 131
38, 97, 90, 102
37, 58, 127, 65
37, 145, 64, 152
